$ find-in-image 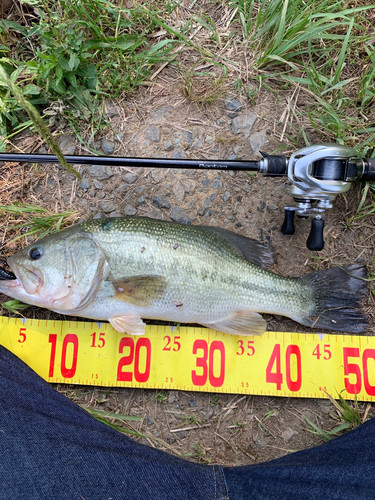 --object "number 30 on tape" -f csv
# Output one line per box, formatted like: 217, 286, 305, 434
1, 316, 375, 401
